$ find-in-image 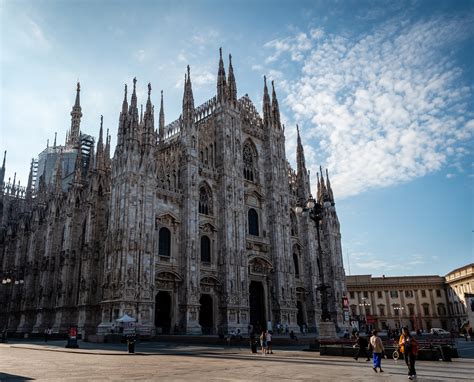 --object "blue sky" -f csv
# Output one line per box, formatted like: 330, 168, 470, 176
1, 0, 473, 277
